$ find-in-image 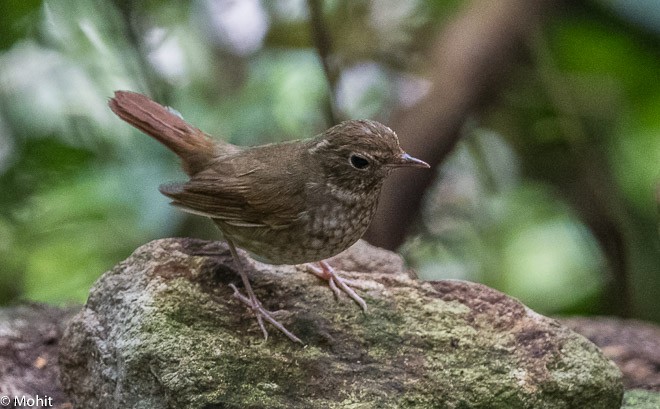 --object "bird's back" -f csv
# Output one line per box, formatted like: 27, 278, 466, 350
161, 137, 382, 264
